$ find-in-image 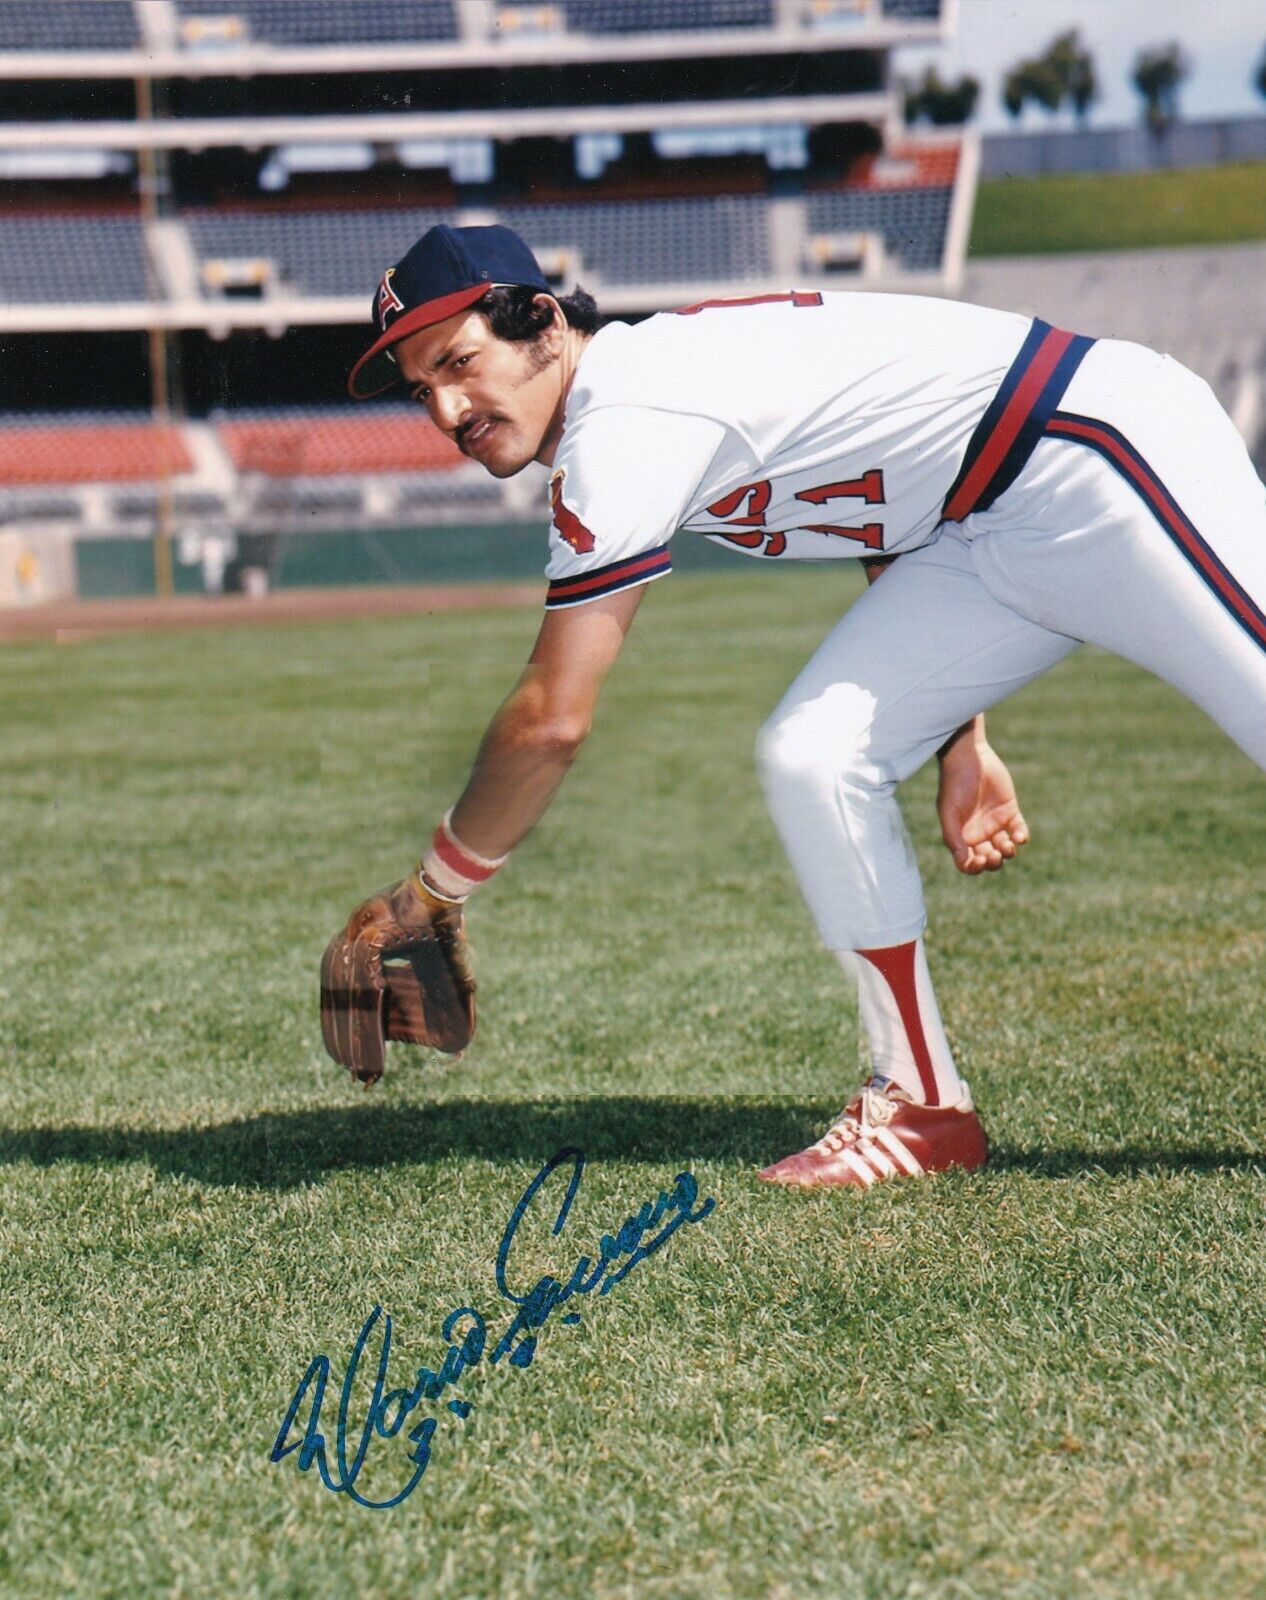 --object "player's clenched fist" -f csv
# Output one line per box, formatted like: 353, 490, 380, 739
320, 871, 476, 1086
